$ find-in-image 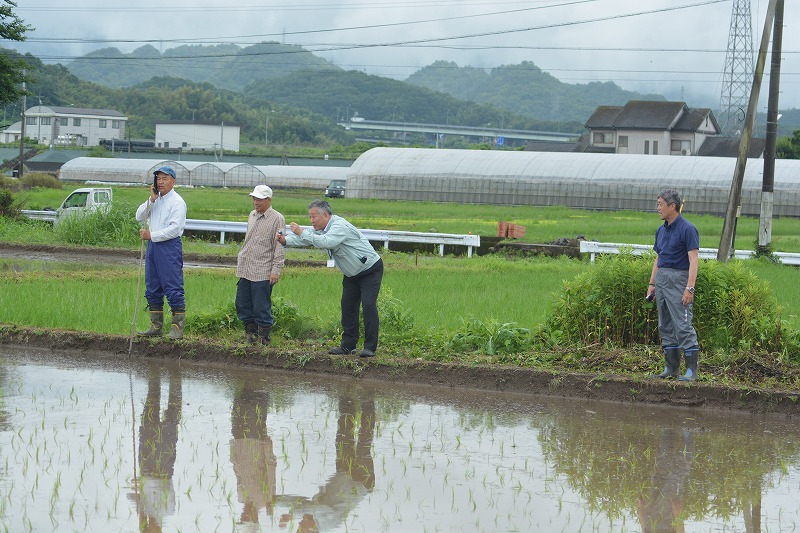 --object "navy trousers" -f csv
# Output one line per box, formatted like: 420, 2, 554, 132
145, 237, 185, 310
235, 278, 275, 328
